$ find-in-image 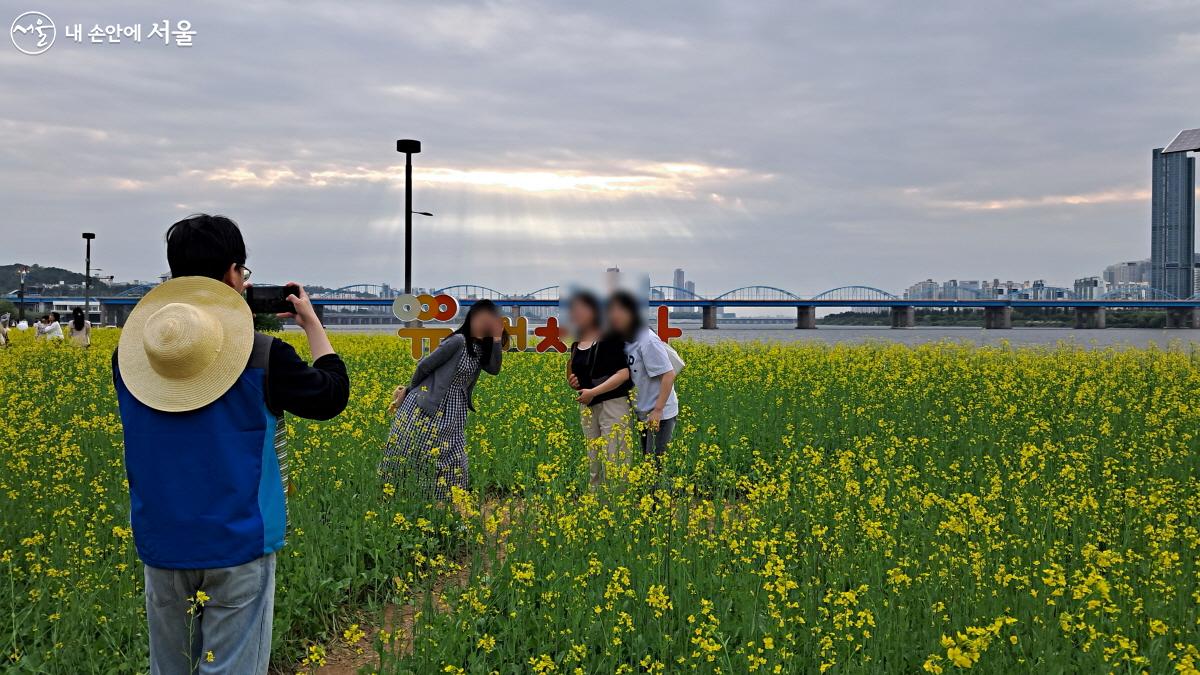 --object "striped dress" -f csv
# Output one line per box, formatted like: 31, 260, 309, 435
381, 348, 479, 500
